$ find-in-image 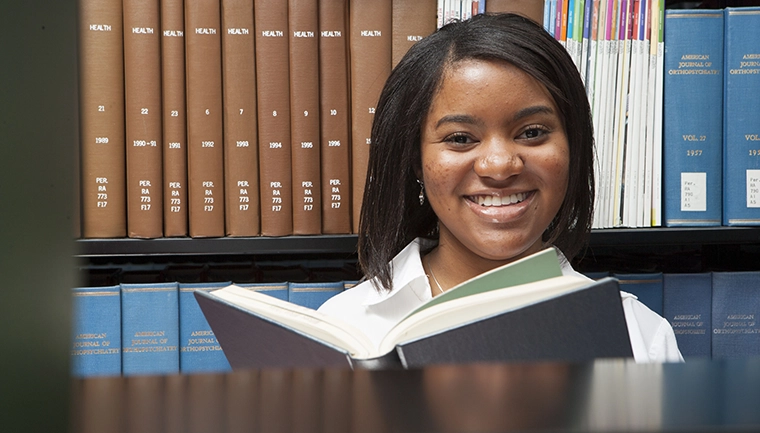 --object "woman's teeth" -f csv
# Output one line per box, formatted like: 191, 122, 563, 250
475, 193, 527, 207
